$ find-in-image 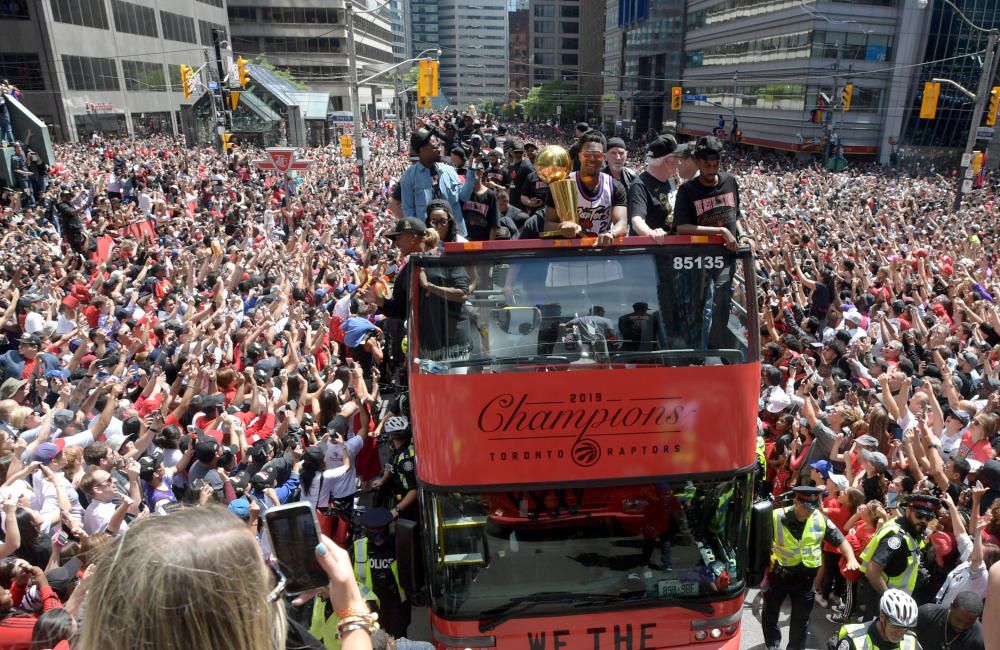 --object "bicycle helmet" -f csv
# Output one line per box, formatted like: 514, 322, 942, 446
384, 415, 411, 436
880, 589, 918, 628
